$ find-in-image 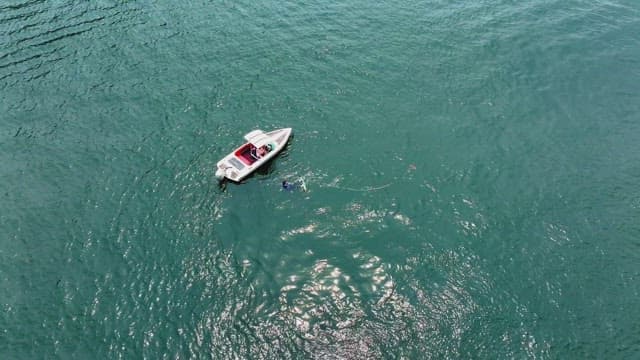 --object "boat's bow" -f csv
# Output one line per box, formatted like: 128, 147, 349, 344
267, 127, 292, 147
